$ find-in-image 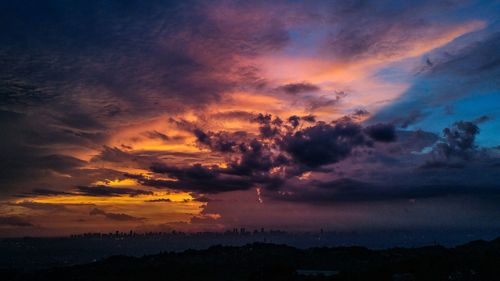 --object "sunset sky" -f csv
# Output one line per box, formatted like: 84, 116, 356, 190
0, 0, 499, 237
